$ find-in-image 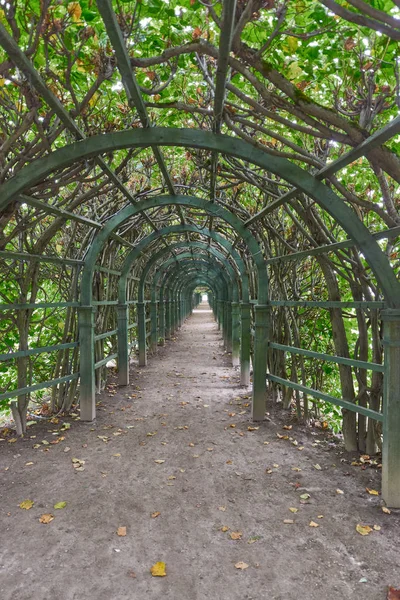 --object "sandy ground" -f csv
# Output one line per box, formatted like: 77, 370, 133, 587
0, 303, 399, 600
